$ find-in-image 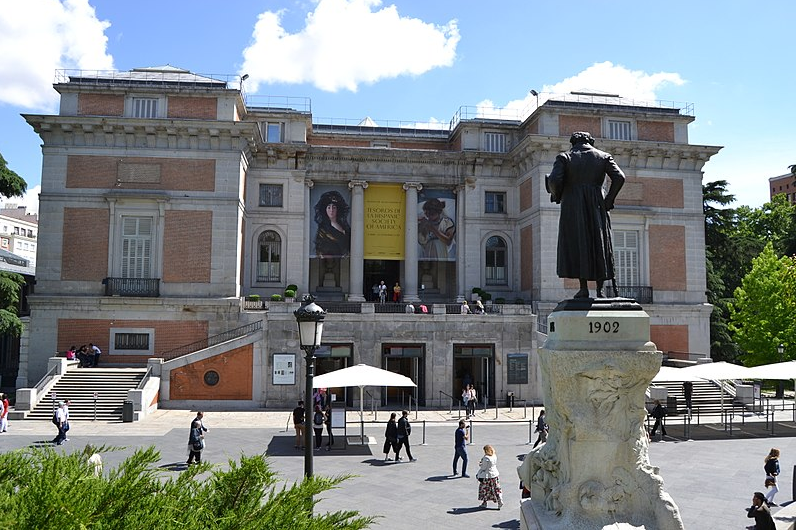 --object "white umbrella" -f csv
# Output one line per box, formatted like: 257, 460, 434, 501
313, 364, 416, 444
743, 361, 796, 380
652, 366, 705, 383
679, 361, 753, 421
